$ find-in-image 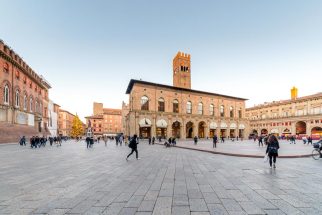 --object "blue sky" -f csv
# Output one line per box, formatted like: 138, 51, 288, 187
1, 0, 322, 121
